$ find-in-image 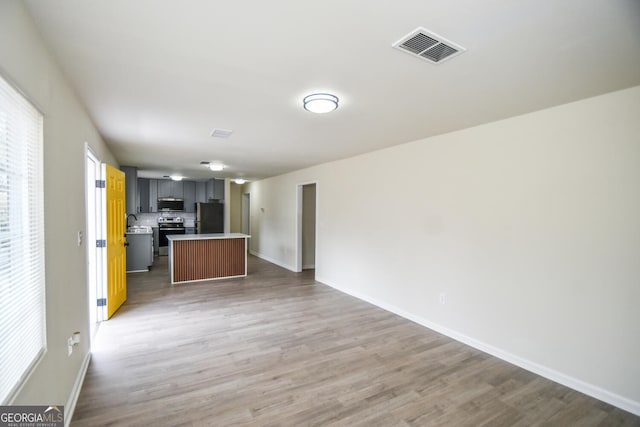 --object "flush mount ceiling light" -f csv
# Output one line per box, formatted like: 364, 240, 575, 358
209, 163, 224, 172
234, 178, 246, 185
170, 175, 183, 181
303, 93, 339, 114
